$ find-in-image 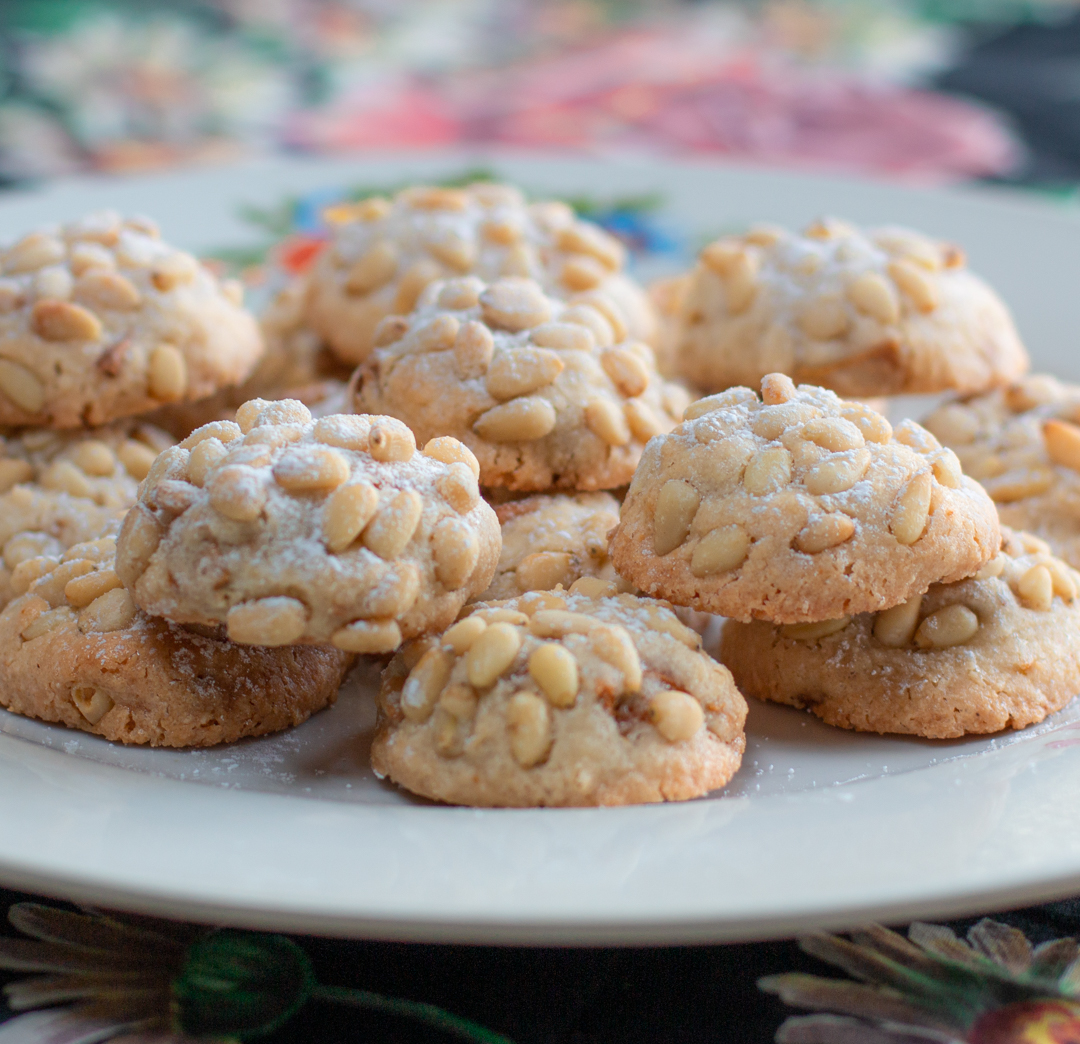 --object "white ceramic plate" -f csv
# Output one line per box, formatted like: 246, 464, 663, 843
2, 153, 1080, 944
